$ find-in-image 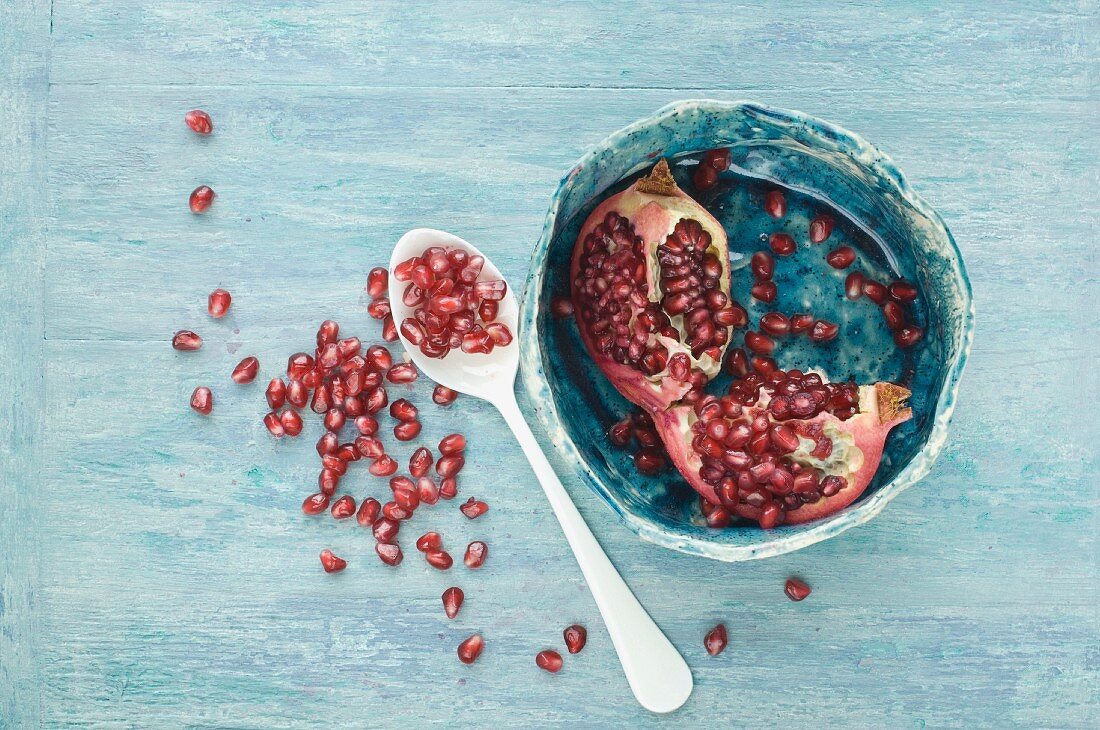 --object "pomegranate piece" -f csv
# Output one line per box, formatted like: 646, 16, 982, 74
704, 624, 728, 656
172, 330, 202, 351
651, 370, 912, 527
376, 542, 403, 566
785, 577, 812, 601
207, 288, 231, 318
536, 649, 564, 673
302, 492, 330, 515
319, 549, 347, 574
442, 587, 464, 619
425, 550, 453, 570
768, 232, 796, 257
189, 185, 215, 213
570, 159, 738, 413
367, 267, 388, 298
409, 447, 433, 477
231, 356, 259, 384
438, 433, 466, 455
330, 495, 356, 520
266, 378, 286, 409
826, 246, 856, 269
894, 324, 924, 348
280, 409, 303, 436
184, 109, 213, 135
459, 498, 488, 519
764, 190, 786, 218
464, 540, 487, 569
563, 625, 587, 654
889, 280, 918, 303
416, 531, 442, 552
457, 634, 484, 664
693, 163, 718, 191
809, 215, 834, 243
356, 497, 381, 527
190, 386, 213, 415
386, 363, 418, 384
263, 412, 284, 438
